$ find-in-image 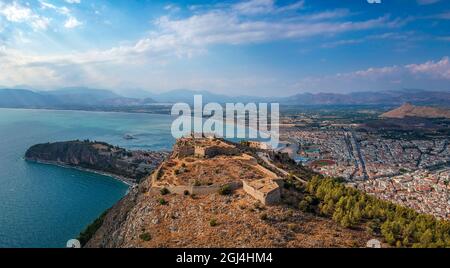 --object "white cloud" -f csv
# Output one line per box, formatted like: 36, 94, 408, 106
39, 1, 83, 29
0, 1, 32, 22
292, 57, 450, 93
153, 12, 399, 46
0, 1, 50, 30
406, 57, 450, 79
164, 4, 181, 13
65, 0, 81, 4
232, 0, 304, 15
40, 1, 70, 15
298, 9, 350, 21
232, 0, 276, 15
322, 31, 418, 48
1, 39, 449, 94
64, 16, 82, 28
0, 0, 418, 93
